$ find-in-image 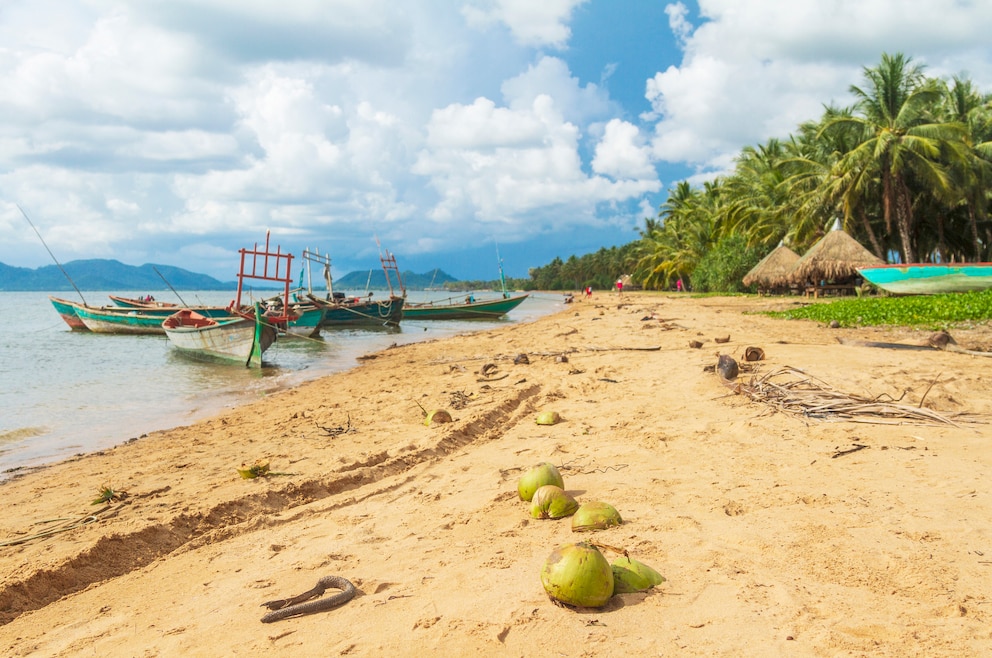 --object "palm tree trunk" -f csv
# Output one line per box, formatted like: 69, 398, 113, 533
967, 203, 982, 262
857, 210, 885, 259
894, 177, 916, 263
